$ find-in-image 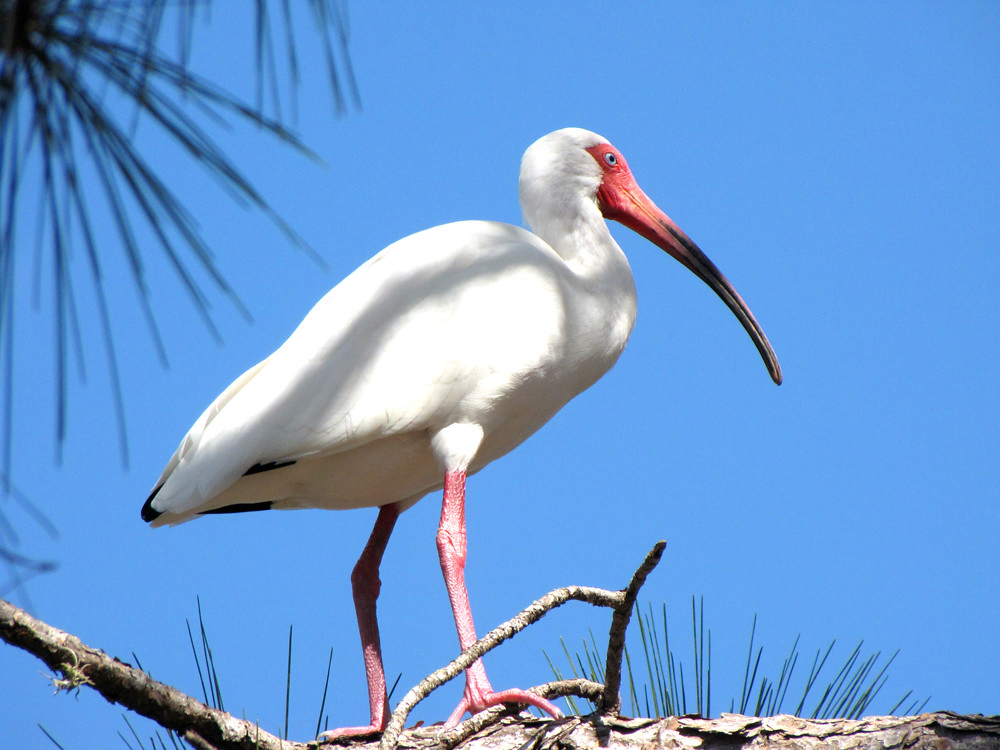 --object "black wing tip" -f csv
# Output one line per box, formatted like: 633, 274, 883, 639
141, 459, 293, 523
141, 486, 163, 523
